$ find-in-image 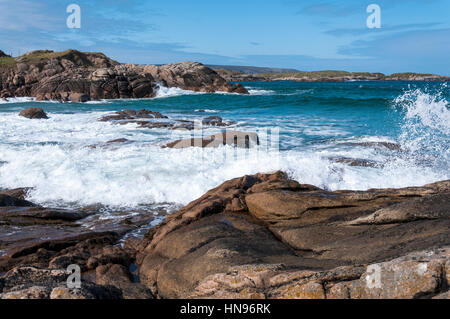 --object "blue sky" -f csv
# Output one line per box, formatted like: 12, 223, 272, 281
1, 0, 449, 74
